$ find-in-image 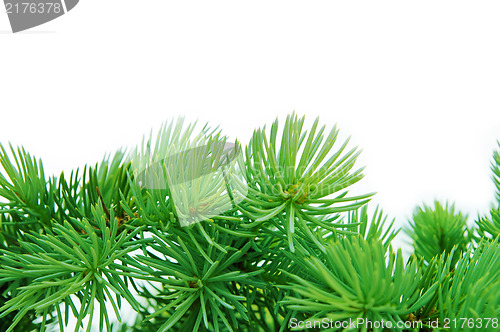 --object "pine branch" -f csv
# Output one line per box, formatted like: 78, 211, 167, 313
239, 113, 373, 252
0, 114, 498, 331
406, 201, 470, 266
